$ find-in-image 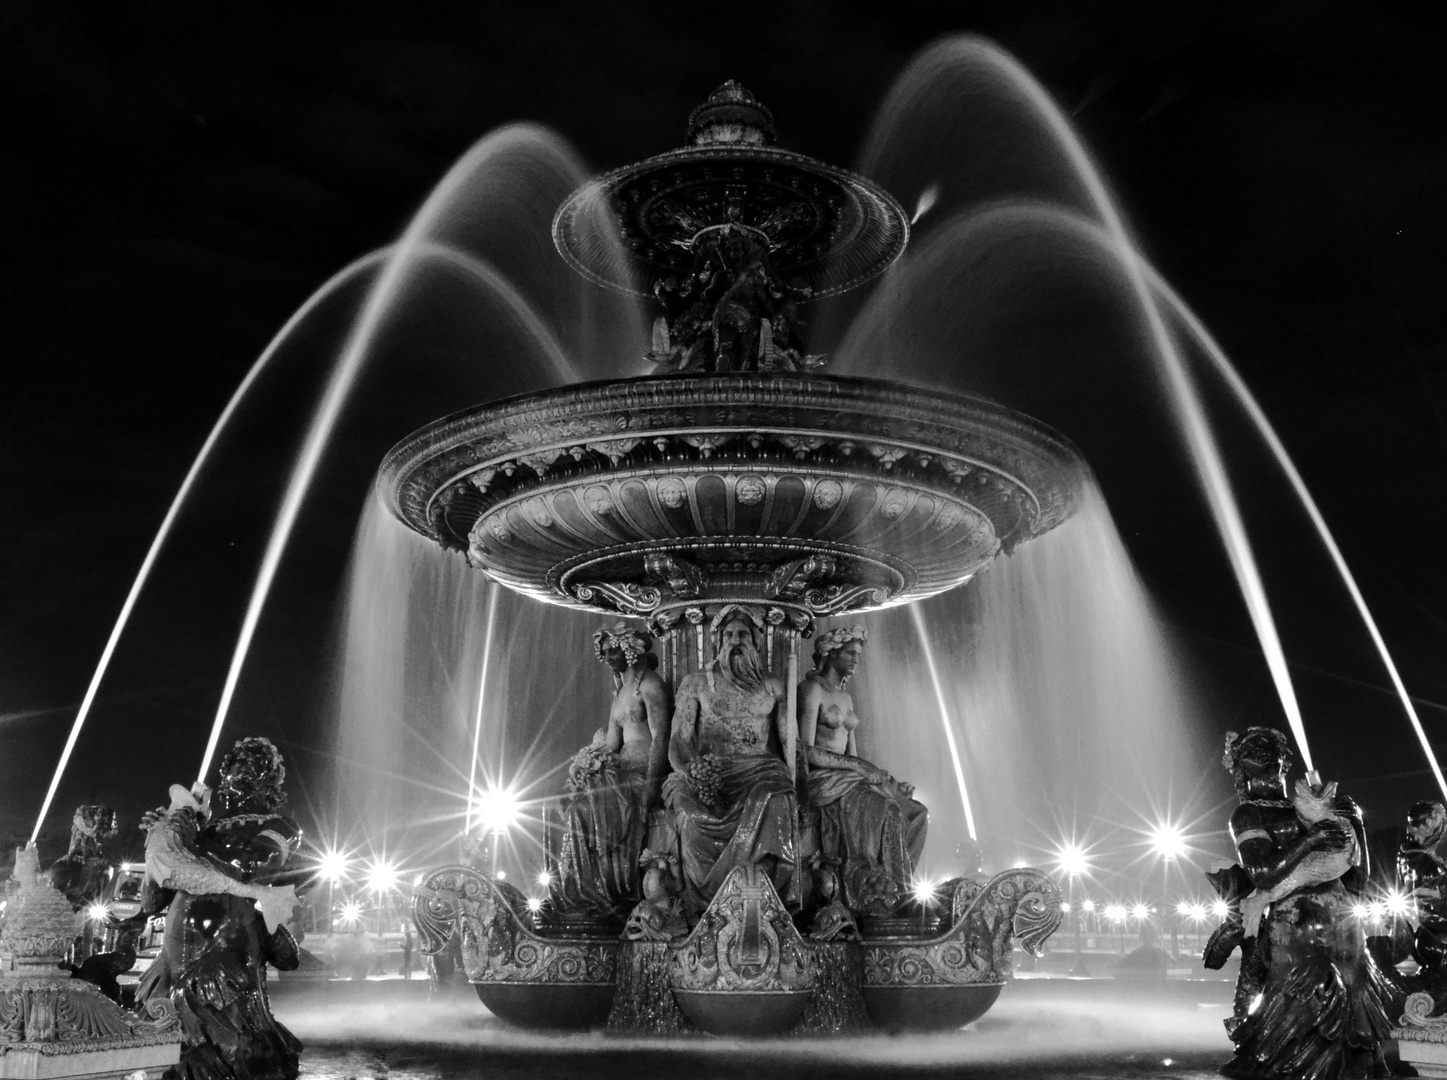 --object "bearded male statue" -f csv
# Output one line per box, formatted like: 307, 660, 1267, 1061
663, 606, 800, 918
